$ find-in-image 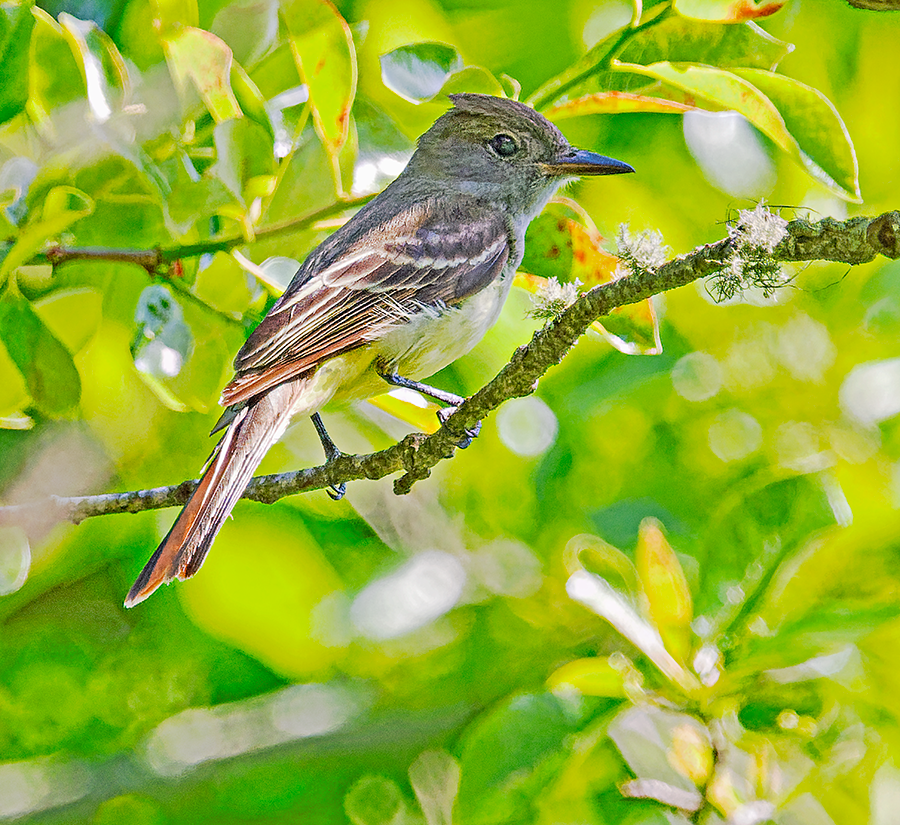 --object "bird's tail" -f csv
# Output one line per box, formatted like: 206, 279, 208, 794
124, 380, 304, 607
